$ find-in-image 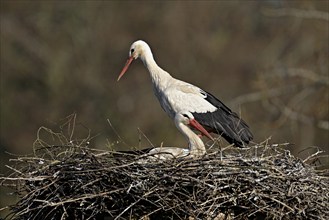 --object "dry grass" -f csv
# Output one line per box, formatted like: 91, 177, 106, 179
1, 122, 328, 219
